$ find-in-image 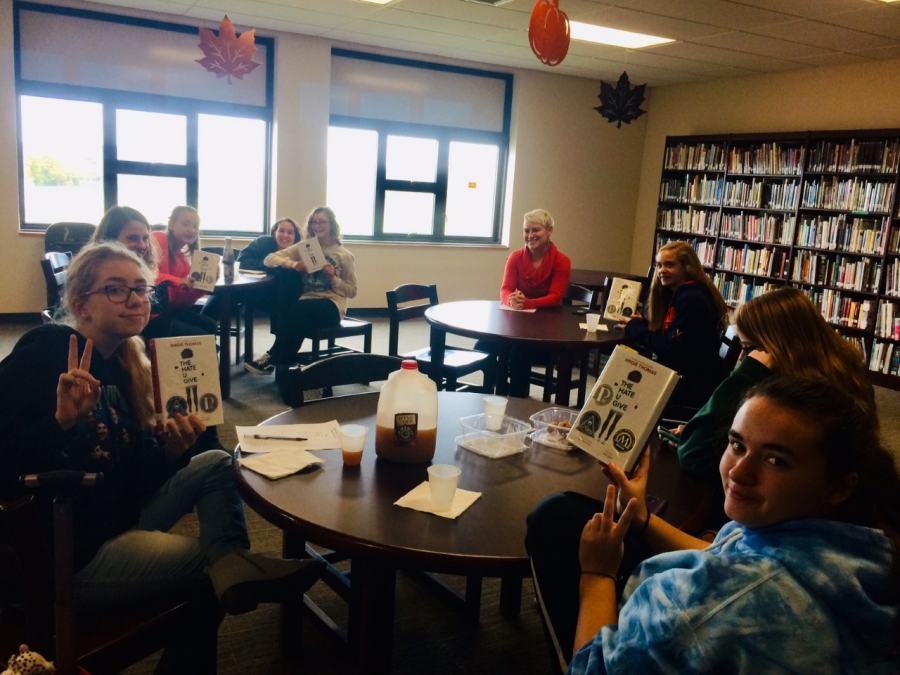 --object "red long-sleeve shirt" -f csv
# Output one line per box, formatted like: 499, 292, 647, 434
500, 242, 571, 309
150, 230, 206, 309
